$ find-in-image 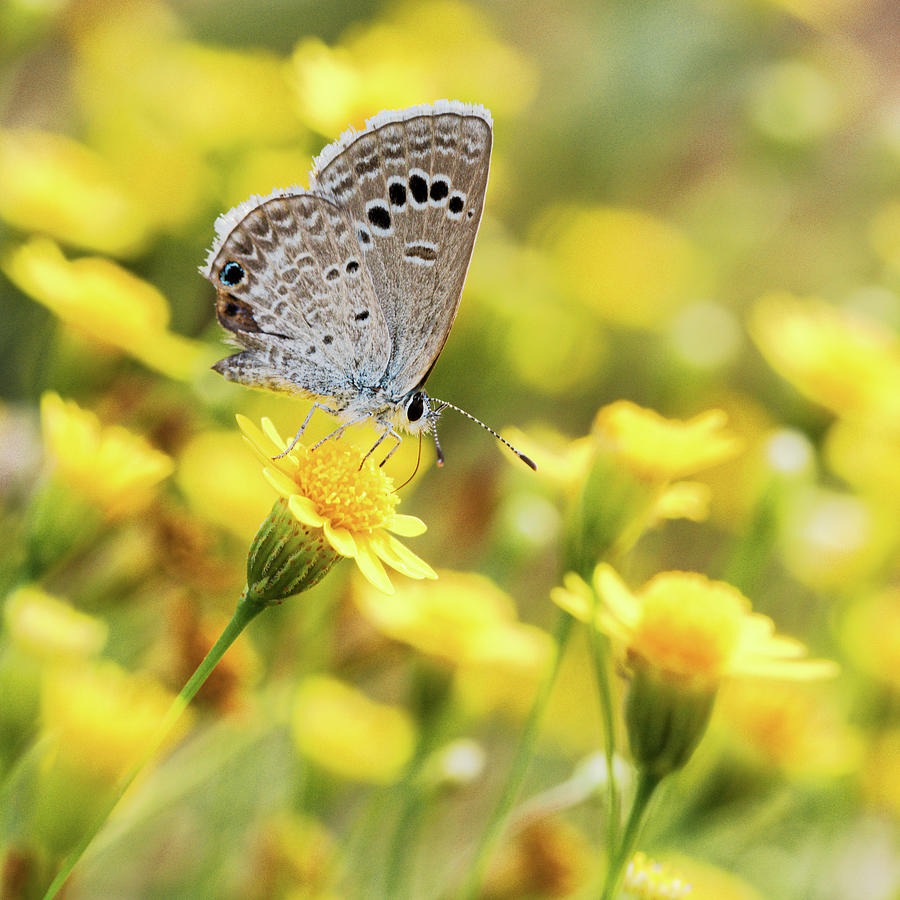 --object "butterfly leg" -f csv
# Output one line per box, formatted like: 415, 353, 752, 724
310, 413, 371, 452
273, 402, 339, 459
359, 427, 403, 469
